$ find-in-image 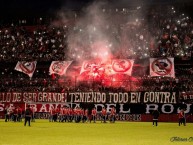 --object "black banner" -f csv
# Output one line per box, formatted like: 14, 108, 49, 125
0, 91, 179, 104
